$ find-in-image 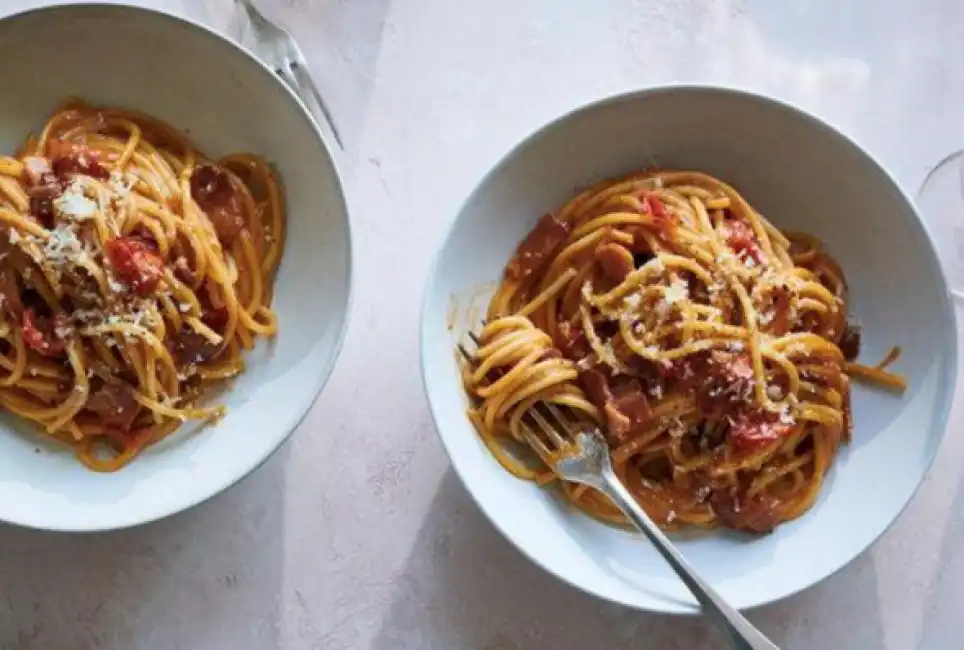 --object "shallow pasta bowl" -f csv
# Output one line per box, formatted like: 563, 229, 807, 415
0, 4, 352, 531
420, 86, 957, 613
